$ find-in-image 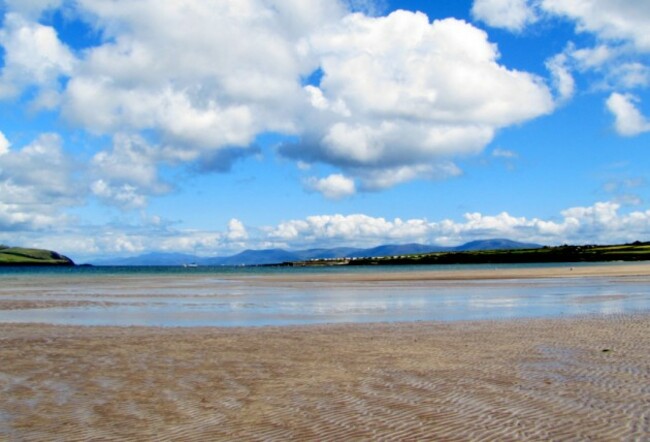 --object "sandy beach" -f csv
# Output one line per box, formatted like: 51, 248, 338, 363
1, 264, 649, 440
247, 262, 650, 282
1, 315, 648, 440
